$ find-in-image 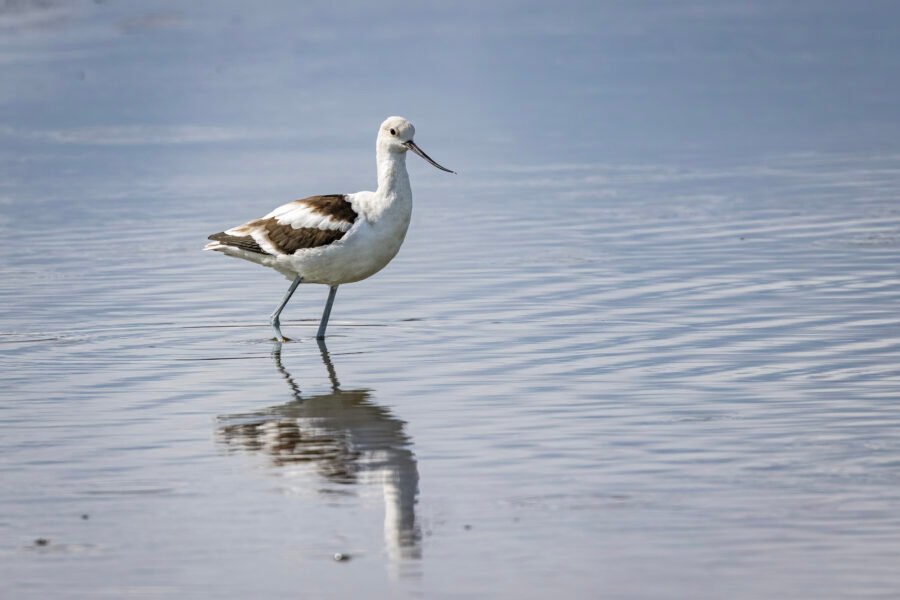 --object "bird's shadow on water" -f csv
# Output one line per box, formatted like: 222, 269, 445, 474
215, 340, 421, 565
